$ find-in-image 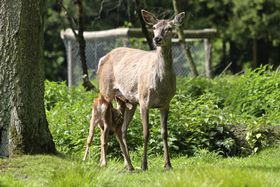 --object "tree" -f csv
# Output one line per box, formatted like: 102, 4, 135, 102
172, 0, 199, 77
44, 0, 280, 80
227, 0, 280, 68
187, 0, 280, 73
134, 0, 154, 50
0, 0, 56, 156
59, 0, 98, 91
